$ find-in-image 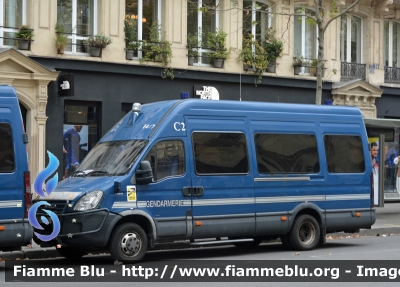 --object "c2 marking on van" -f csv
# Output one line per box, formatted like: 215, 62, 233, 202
143, 124, 155, 129
173, 122, 186, 131
146, 200, 184, 207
